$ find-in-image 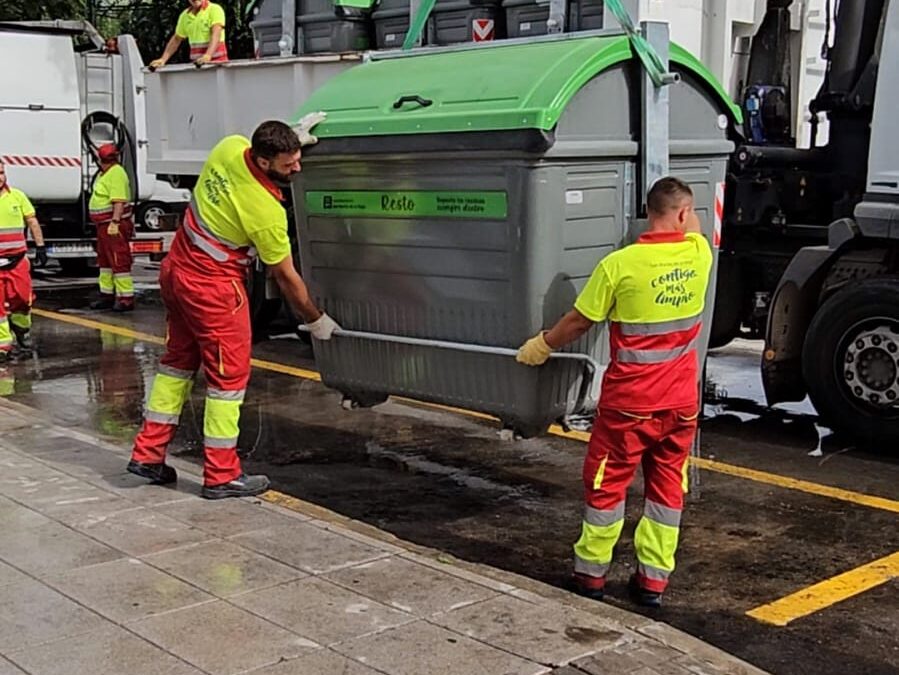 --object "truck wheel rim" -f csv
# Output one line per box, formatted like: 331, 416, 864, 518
842, 320, 899, 409
144, 207, 165, 231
